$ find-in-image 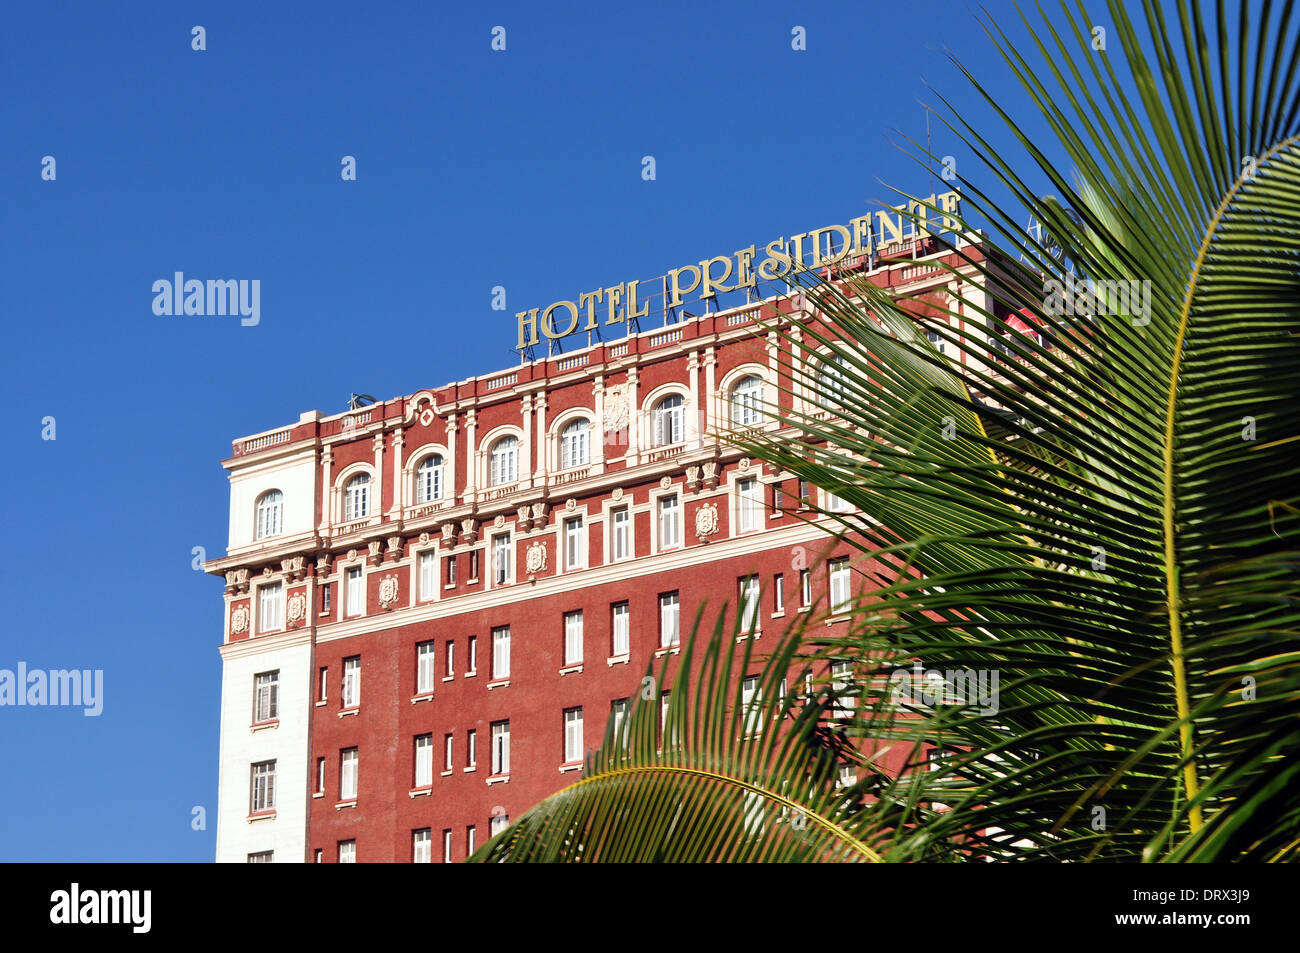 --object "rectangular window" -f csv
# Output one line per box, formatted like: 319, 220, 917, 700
738, 478, 763, 532
340, 748, 358, 800
316, 757, 326, 794
824, 490, 851, 513
742, 674, 762, 735
250, 760, 276, 813
467, 729, 477, 768
445, 641, 455, 677
658, 495, 680, 549
659, 591, 680, 647
564, 516, 584, 569
318, 666, 328, 702
739, 575, 760, 632
444, 733, 454, 772
563, 610, 583, 665
490, 626, 510, 680
467, 636, 477, 675
321, 583, 331, 614
829, 558, 851, 615
342, 656, 360, 708
797, 478, 811, 507
345, 566, 363, 617
611, 602, 630, 657
419, 551, 437, 601
611, 507, 630, 561
413, 829, 431, 864
742, 791, 765, 836
470, 549, 479, 580
467, 826, 476, 855
774, 573, 784, 613
338, 840, 356, 864
660, 690, 679, 745
442, 830, 453, 863
831, 661, 855, 719
800, 568, 812, 607
253, 670, 278, 723
492, 533, 512, 585
611, 698, 629, 746
490, 814, 509, 837
414, 734, 433, 788
491, 720, 510, 775
416, 641, 436, 694
258, 582, 283, 632
314, 849, 323, 863
446, 556, 457, 586
564, 707, 584, 763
